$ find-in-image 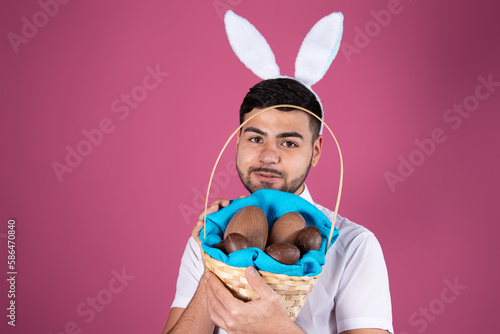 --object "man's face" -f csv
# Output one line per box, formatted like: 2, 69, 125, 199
236, 108, 323, 195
